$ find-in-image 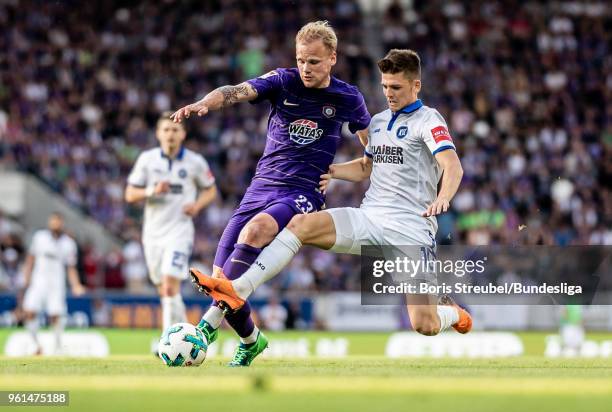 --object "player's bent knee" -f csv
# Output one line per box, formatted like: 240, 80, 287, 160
416, 325, 440, 336
412, 314, 440, 336
240, 224, 263, 245
288, 212, 335, 247
286, 214, 309, 238
287, 213, 327, 242
239, 221, 276, 246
